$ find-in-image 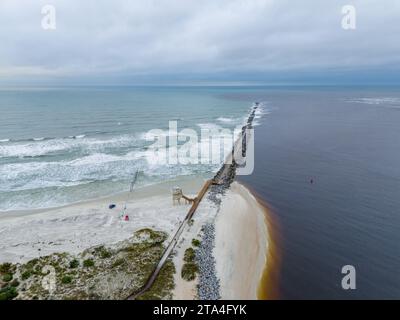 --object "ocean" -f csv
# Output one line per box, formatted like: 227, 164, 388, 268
1, 85, 399, 299
0, 86, 254, 211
